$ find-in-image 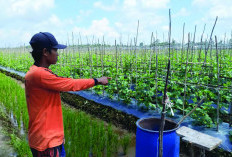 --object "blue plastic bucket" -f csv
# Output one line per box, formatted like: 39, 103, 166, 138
136, 117, 180, 157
